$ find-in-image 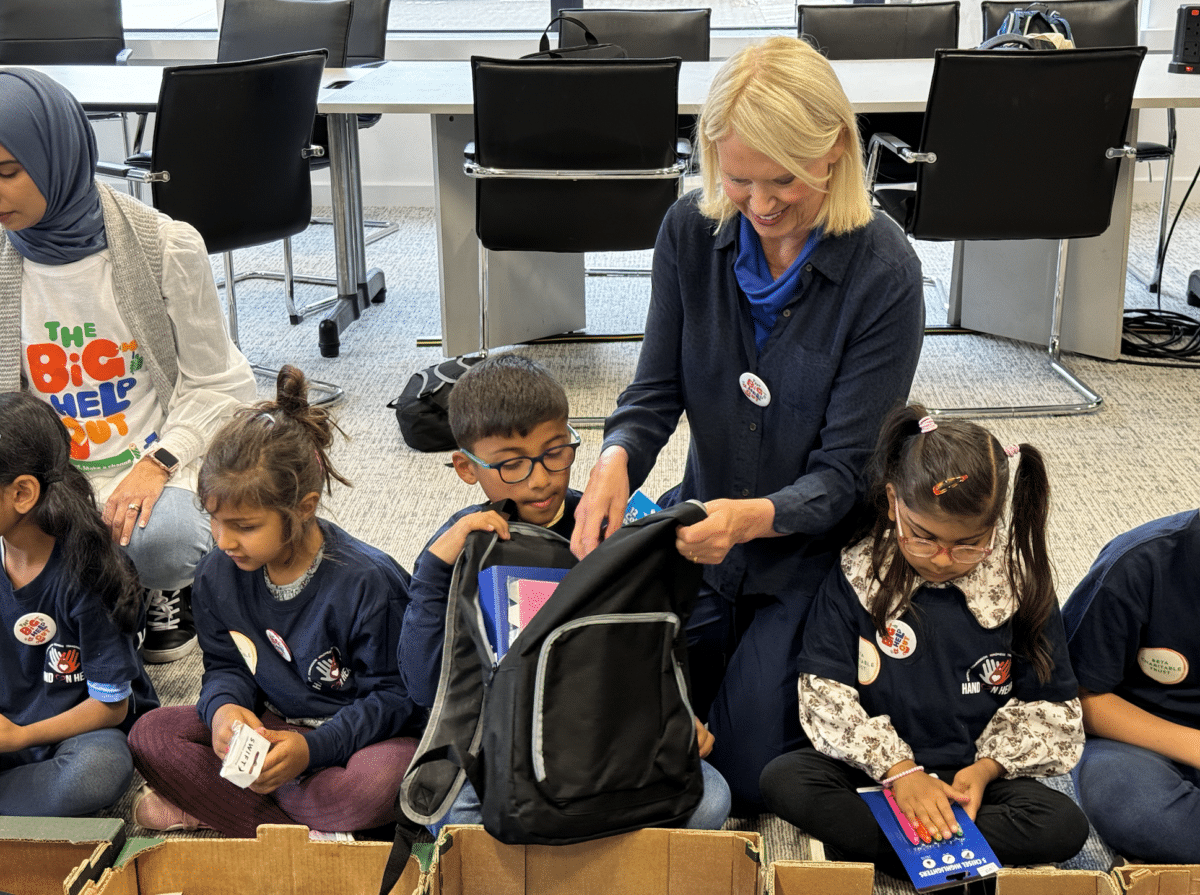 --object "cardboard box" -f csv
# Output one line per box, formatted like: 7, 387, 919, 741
79, 824, 423, 895
0, 816, 125, 895
993, 867, 1121, 895
768, 859, 874, 895
421, 825, 761, 895
1113, 864, 1200, 894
